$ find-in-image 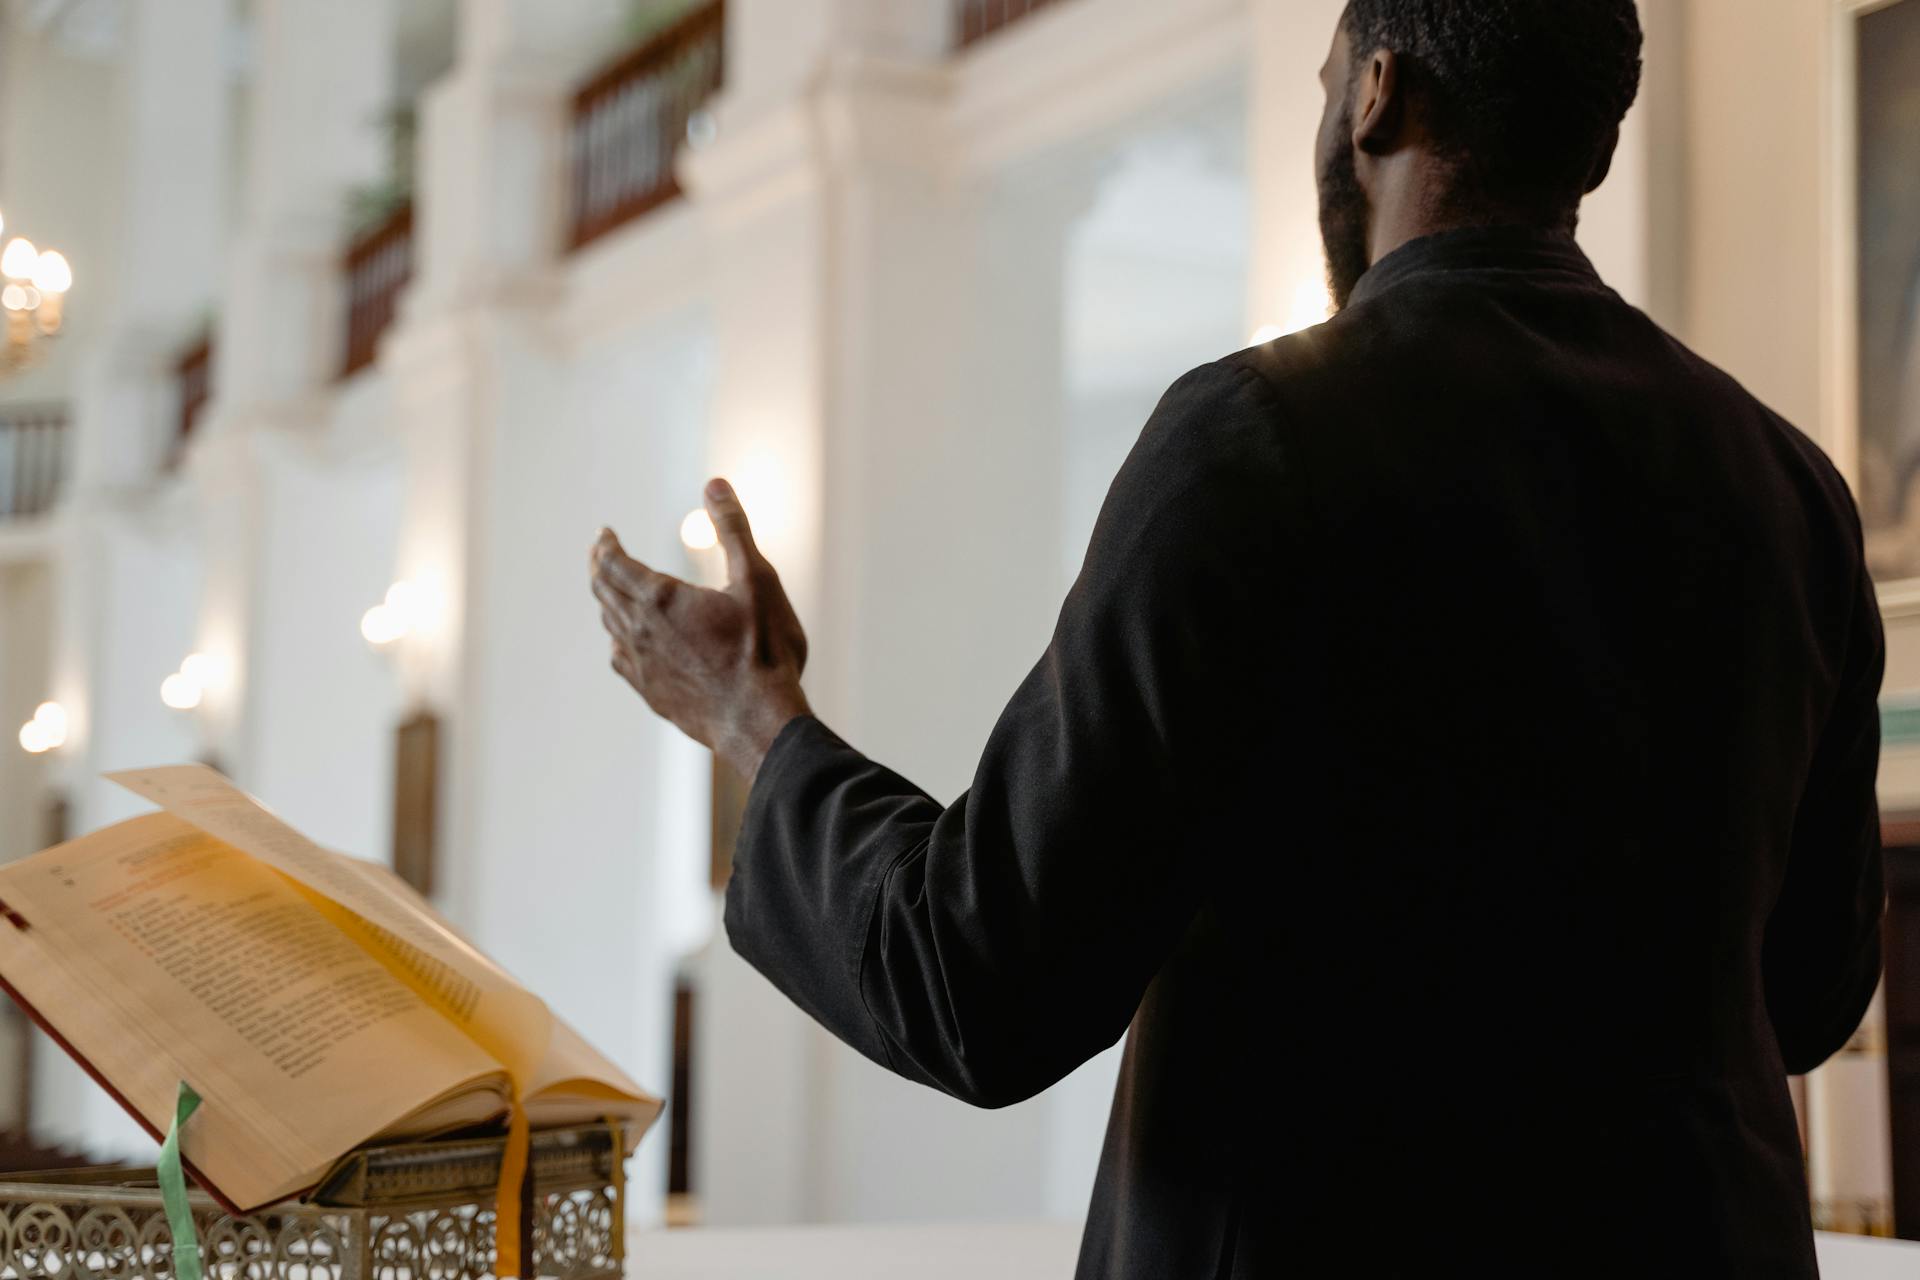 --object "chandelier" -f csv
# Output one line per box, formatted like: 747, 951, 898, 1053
0, 208, 71, 377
